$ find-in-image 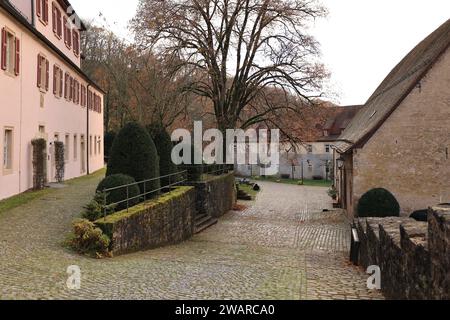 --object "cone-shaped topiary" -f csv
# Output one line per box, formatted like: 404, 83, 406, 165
96, 174, 141, 211
357, 188, 400, 218
148, 125, 178, 187
107, 122, 160, 193
104, 131, 116, 160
